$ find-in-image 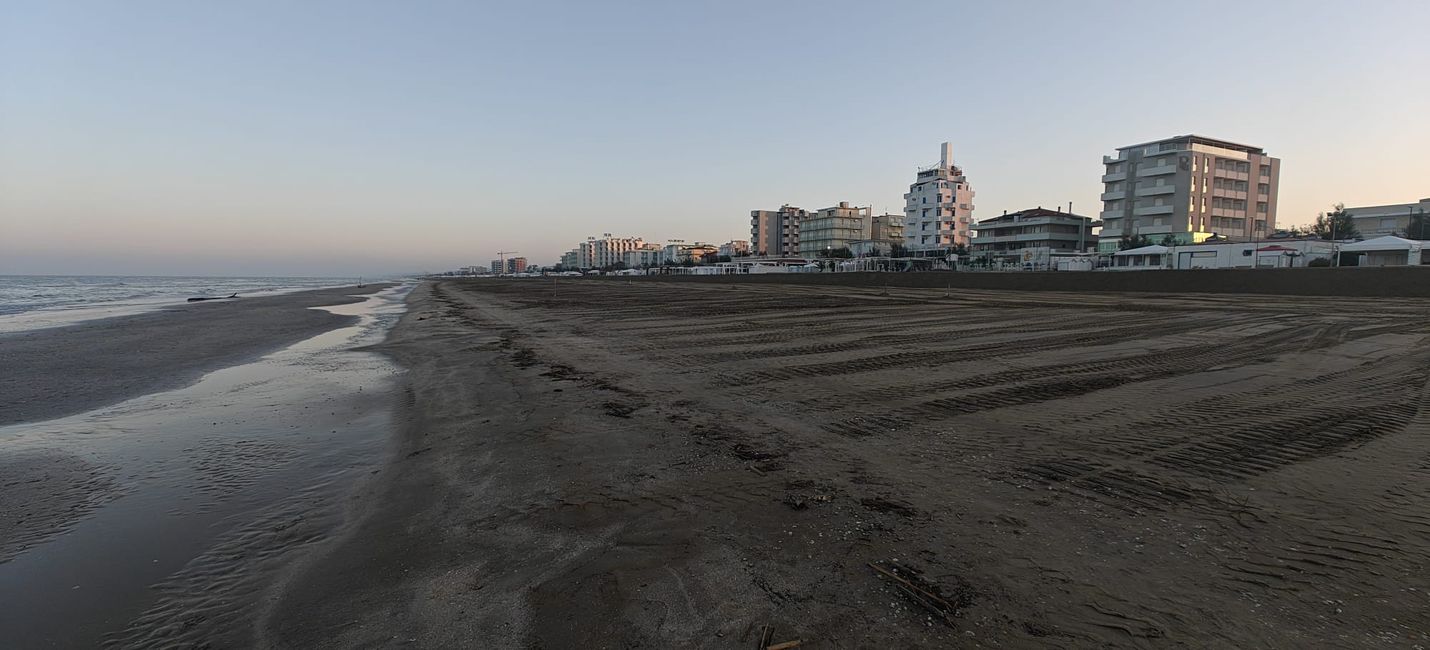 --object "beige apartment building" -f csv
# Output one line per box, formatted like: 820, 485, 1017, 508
799, 202, 870, 257
1099, 135, 1280, 252
904, 142, 975, 251
1344, 198, 1430, 239
750, 205, 809, 256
